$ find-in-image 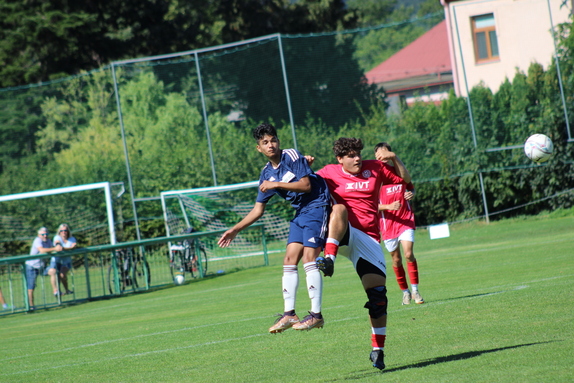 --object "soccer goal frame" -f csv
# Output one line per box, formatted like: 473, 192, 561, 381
0, 182, 118, 245
160, 181, 258, 238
